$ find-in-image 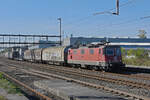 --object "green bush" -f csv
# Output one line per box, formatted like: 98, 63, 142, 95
121, 48, 150, 67
0, 96, 7, 100
0, 73, 22, 95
